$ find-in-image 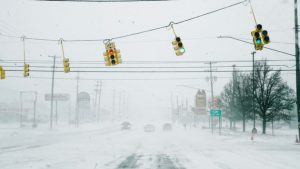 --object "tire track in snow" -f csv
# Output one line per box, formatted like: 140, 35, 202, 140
156, 154, 186, 169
